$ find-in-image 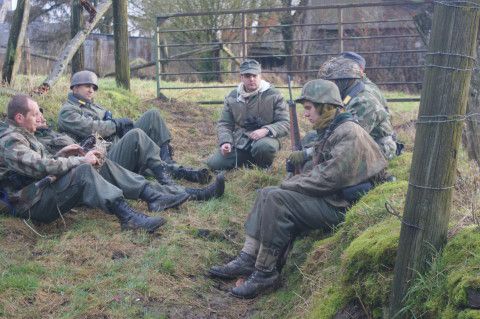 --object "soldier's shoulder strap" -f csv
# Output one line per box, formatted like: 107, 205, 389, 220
343, 81, 365, 105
